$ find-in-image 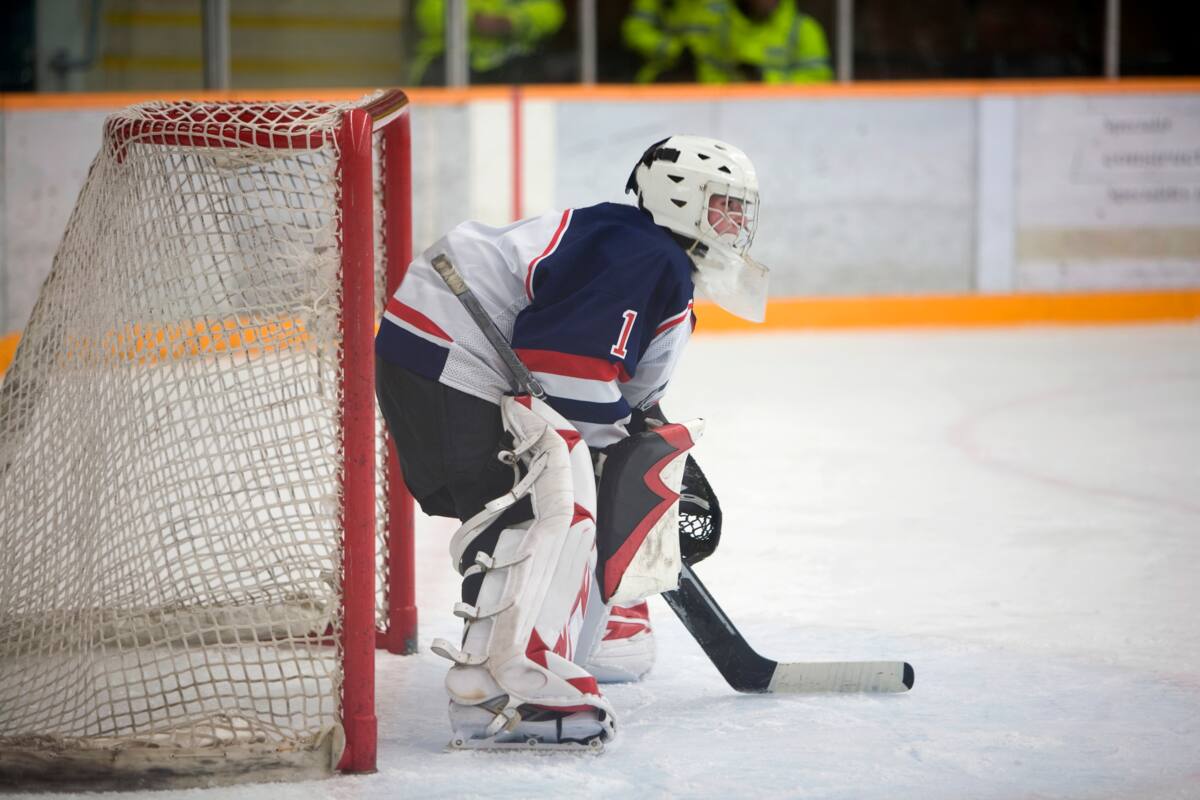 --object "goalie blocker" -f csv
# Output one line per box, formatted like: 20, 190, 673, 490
593, 418, 704, 604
